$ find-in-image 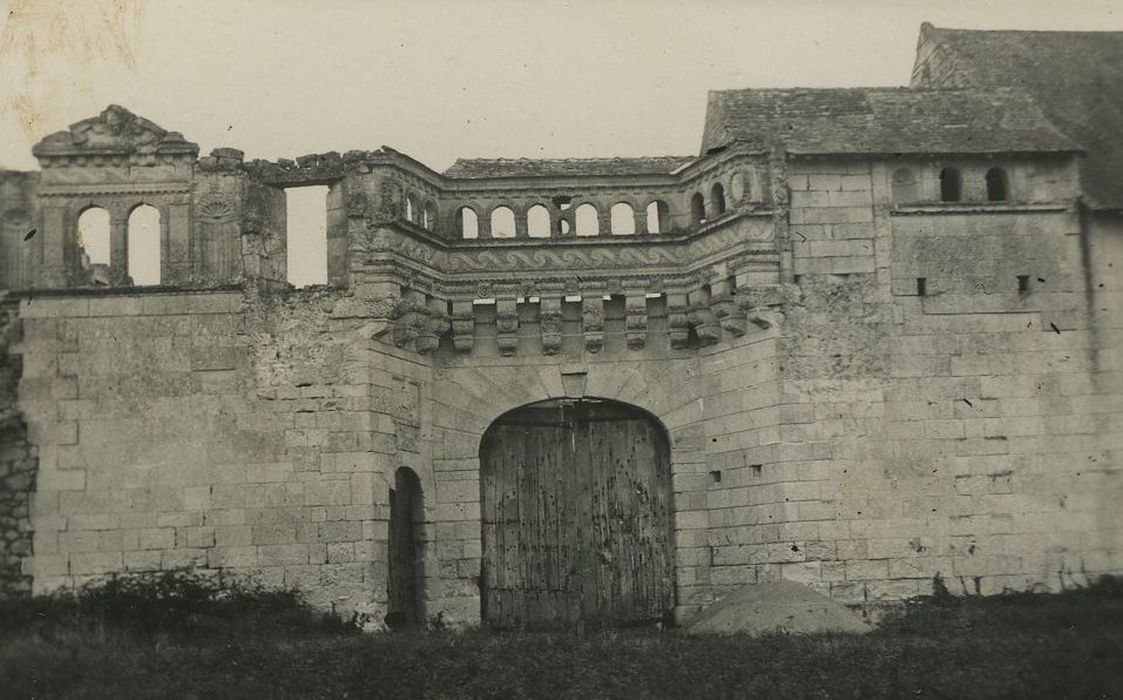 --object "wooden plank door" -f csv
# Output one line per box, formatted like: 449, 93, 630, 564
480, 401, 674, 629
